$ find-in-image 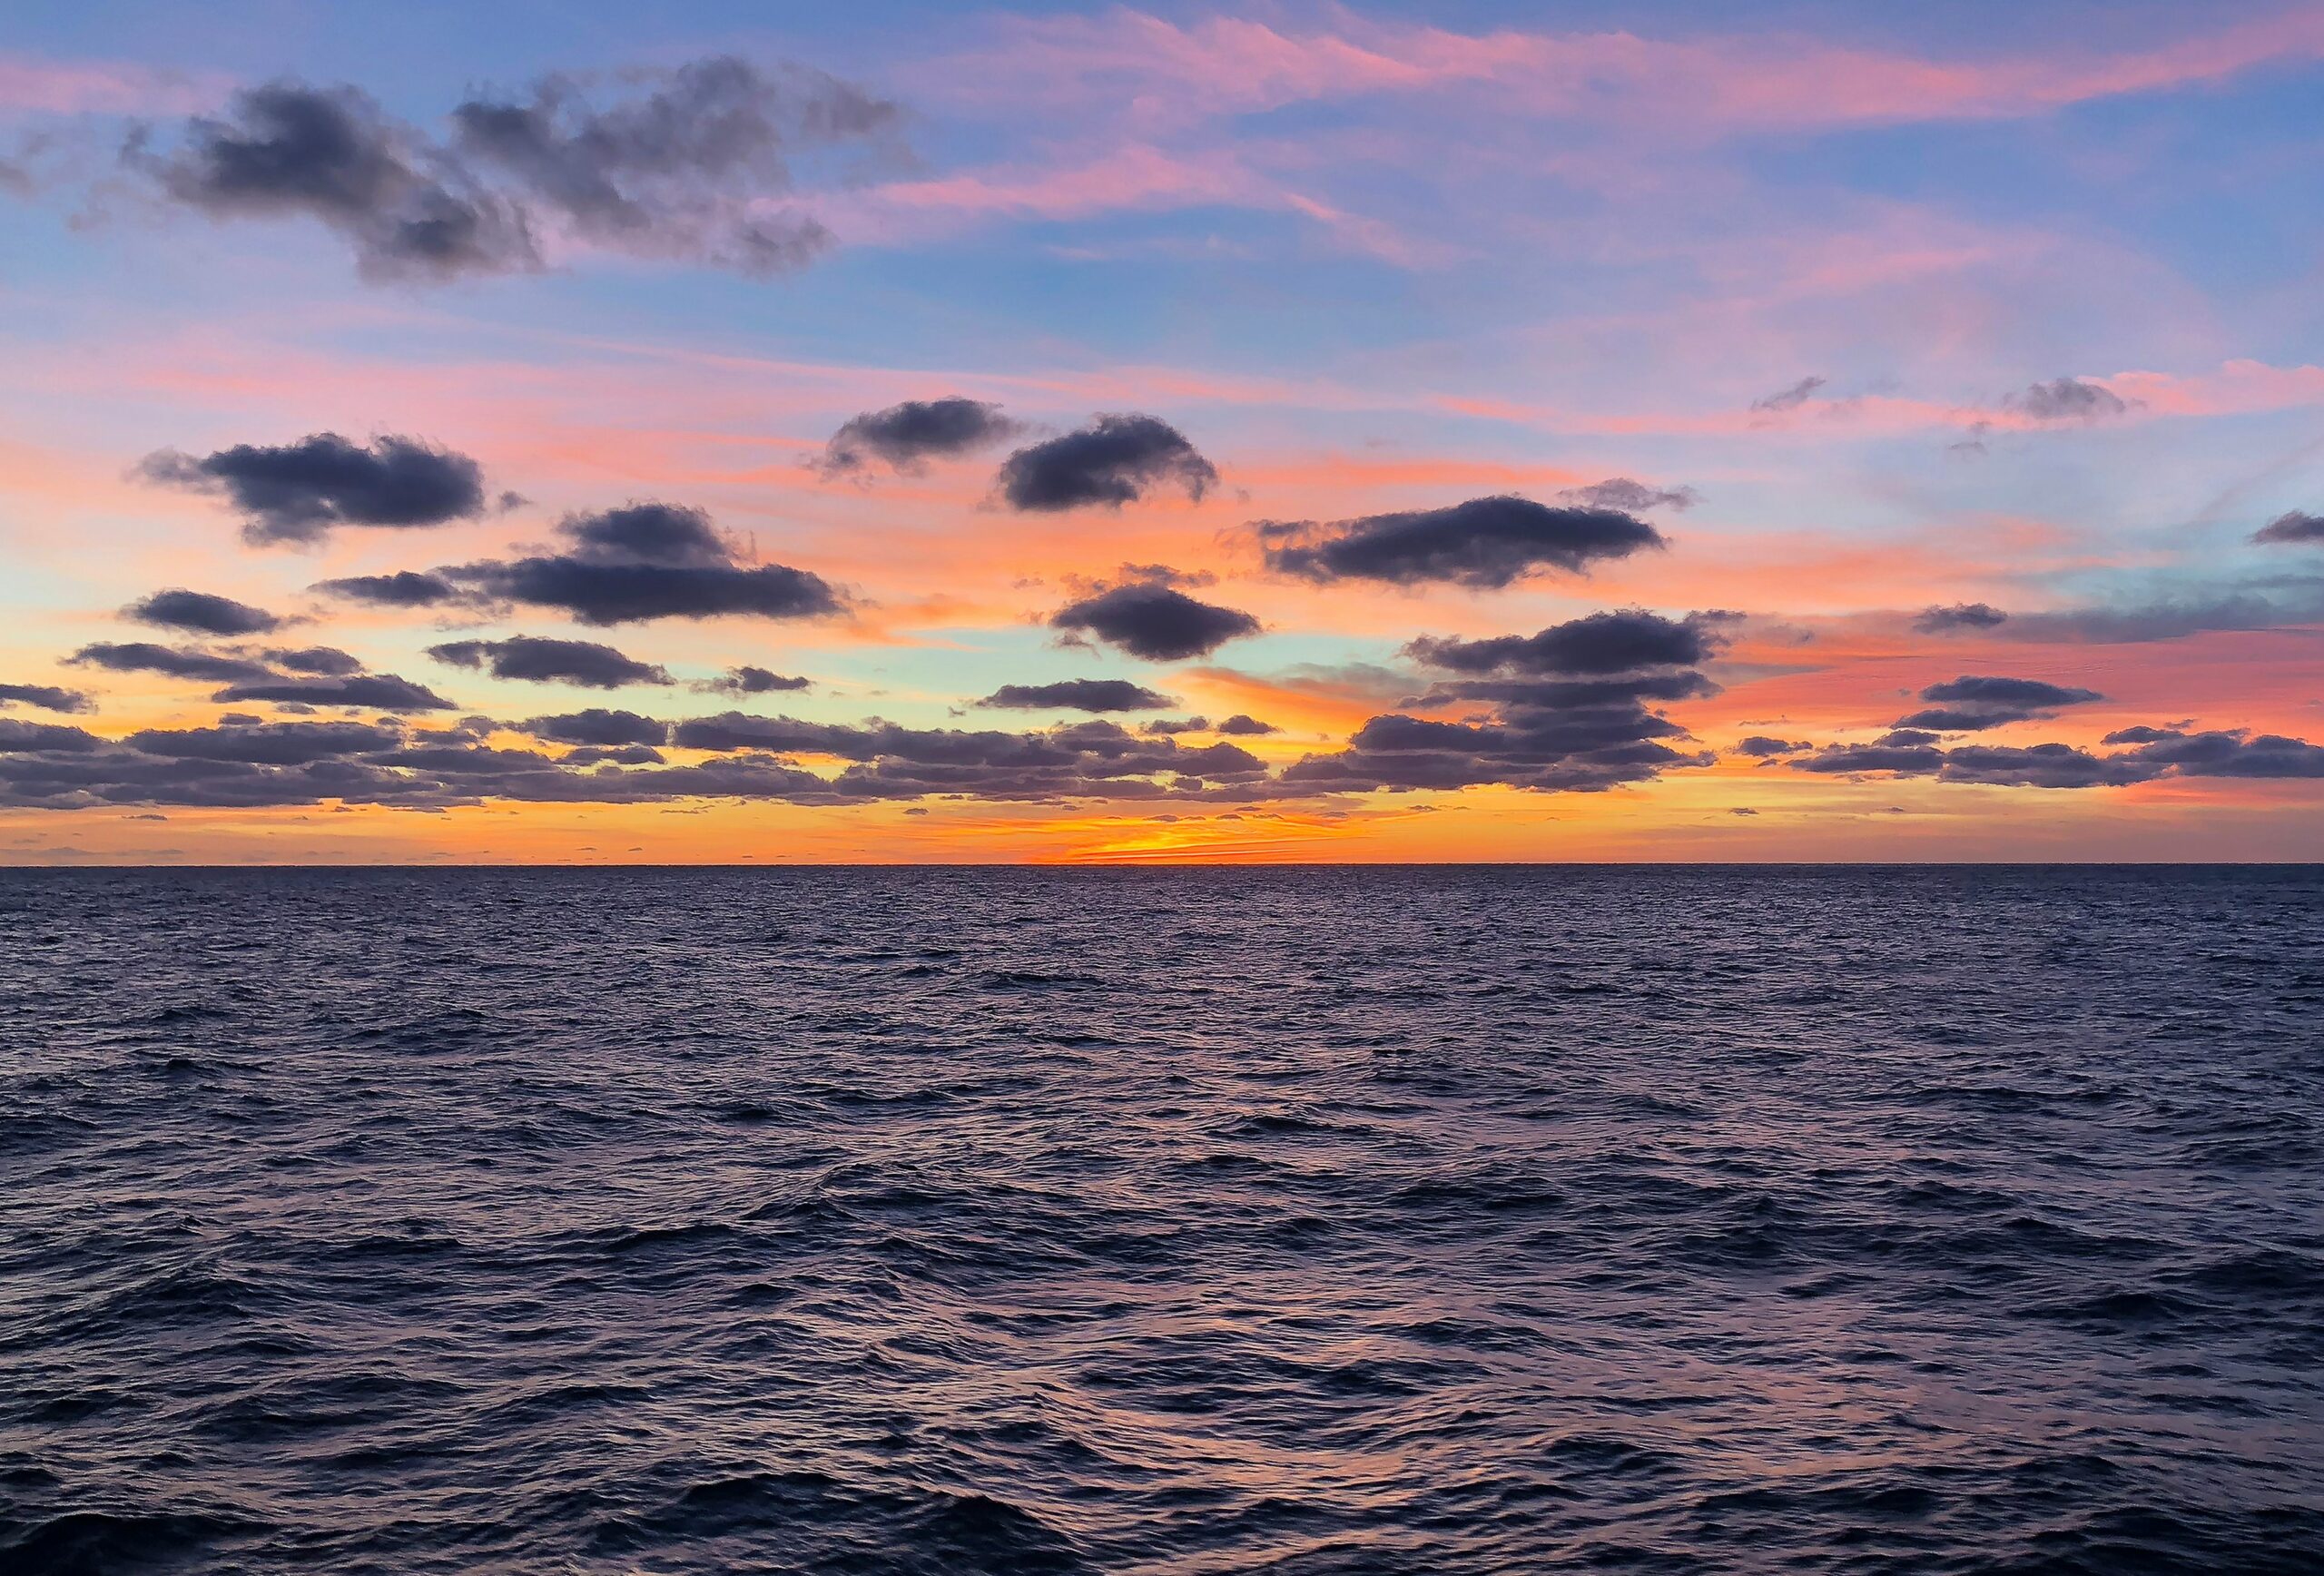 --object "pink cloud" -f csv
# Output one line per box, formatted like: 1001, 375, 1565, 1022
0, 53, 221, 117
